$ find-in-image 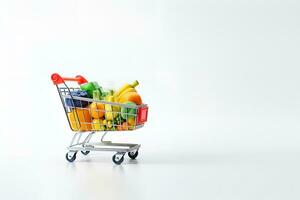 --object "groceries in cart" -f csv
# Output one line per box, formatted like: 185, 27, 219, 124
63, 79, 147, 132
